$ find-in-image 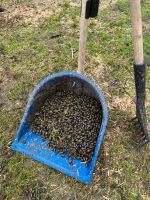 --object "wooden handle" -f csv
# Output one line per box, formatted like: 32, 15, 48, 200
130, 0, 144, 64
78, 0, 88, 73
